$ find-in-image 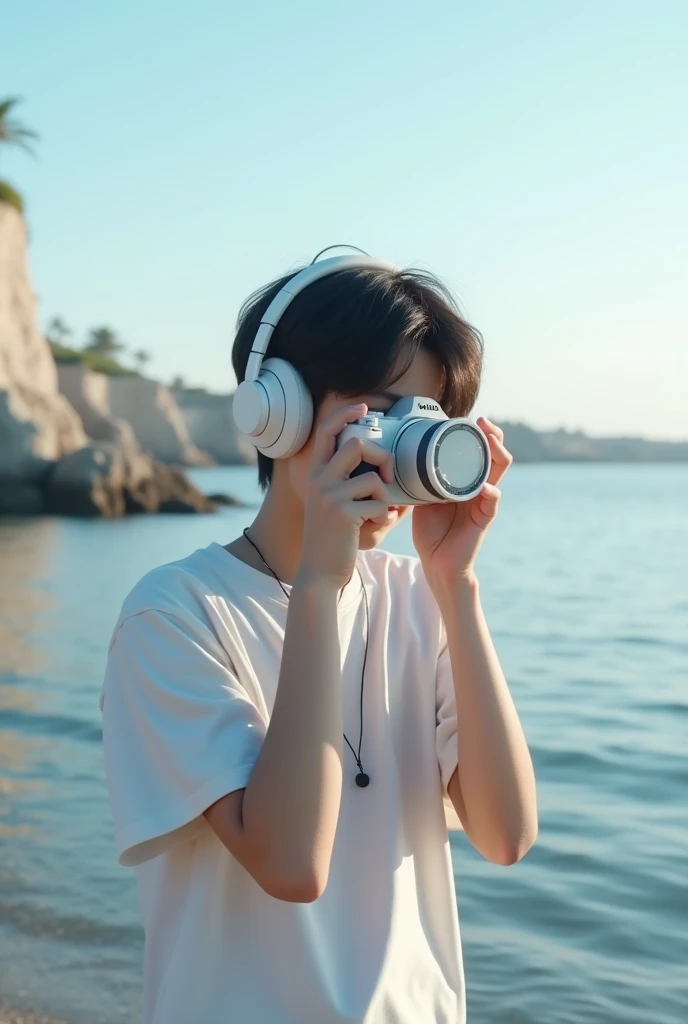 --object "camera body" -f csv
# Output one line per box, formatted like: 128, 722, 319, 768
336, 396, 491, 505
